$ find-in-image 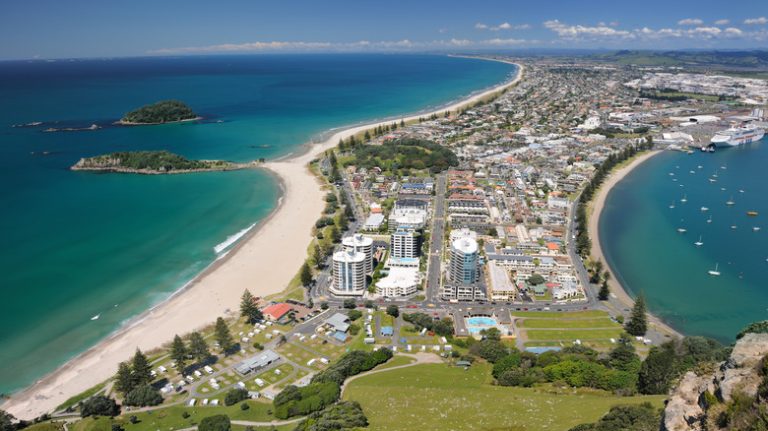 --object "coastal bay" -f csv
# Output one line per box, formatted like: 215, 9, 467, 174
597, 142, 768, 342
0, 55, 518, 419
